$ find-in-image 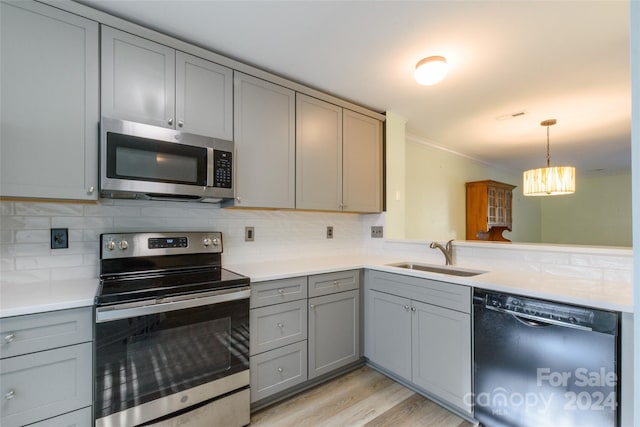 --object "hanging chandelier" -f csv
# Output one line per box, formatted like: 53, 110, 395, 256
523, 119, 575, 196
